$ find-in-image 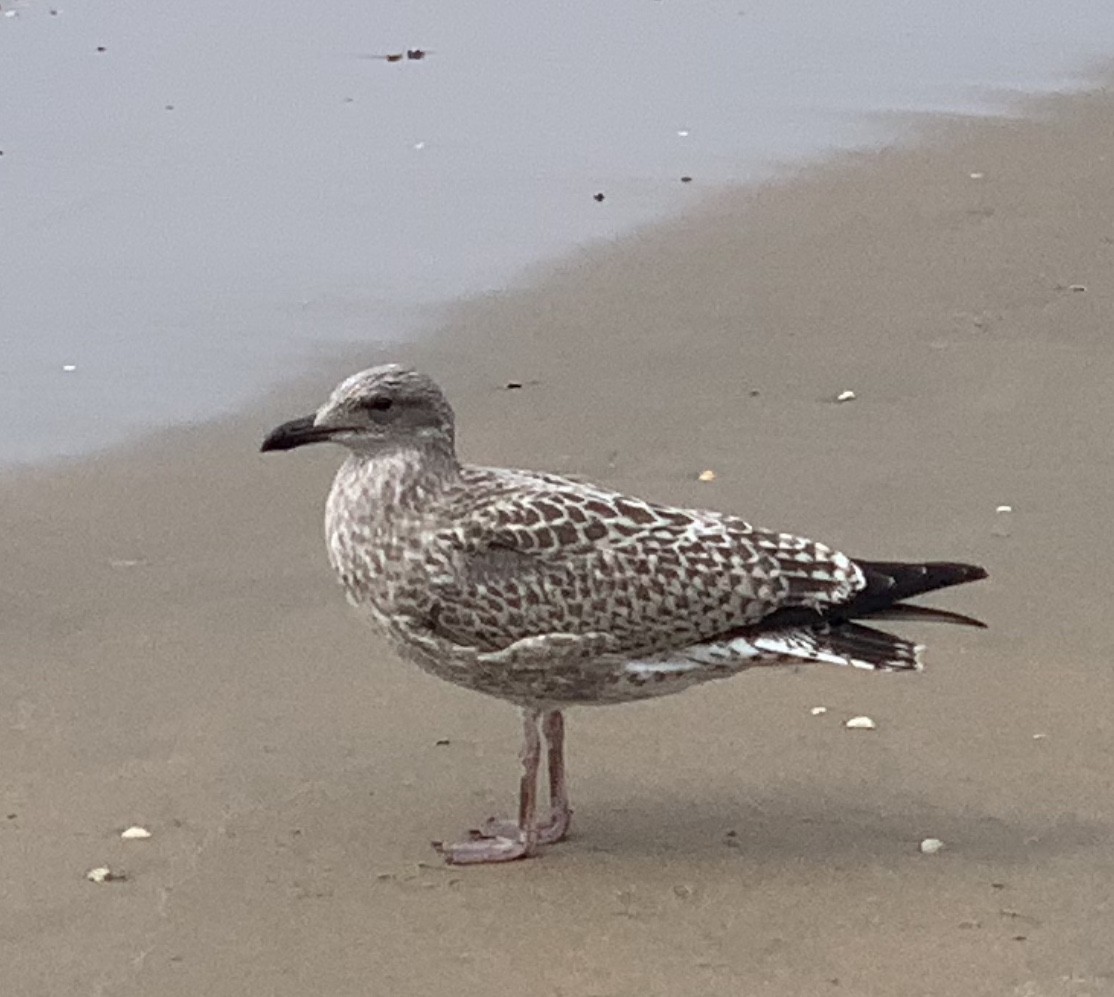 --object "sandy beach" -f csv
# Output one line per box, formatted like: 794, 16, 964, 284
3, 83, 1114, 996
